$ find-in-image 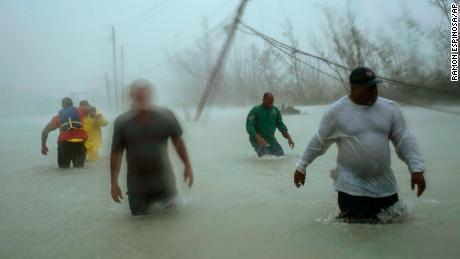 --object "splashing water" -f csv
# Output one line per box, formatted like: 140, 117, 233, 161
377, 200, 413, 224
1, 106, 459, 258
